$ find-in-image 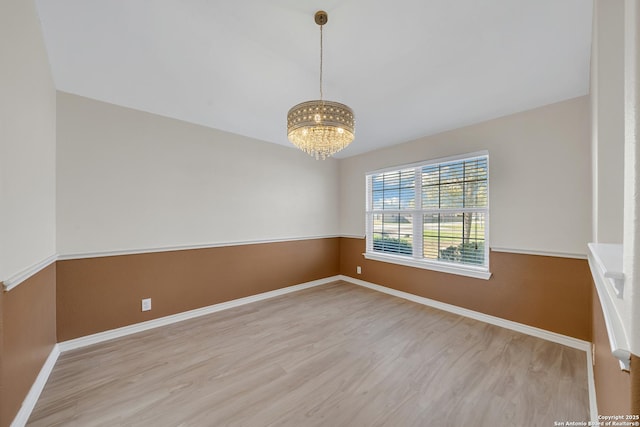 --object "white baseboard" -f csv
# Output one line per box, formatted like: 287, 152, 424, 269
10, 344, 60, 427
16, 274, 598, 426
339, 275, 590, 351
339, 275, 598, 419
59, 276, 339, 352
586, 343, 599, 423
13, 276, 338, 427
